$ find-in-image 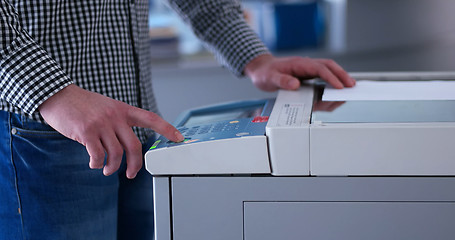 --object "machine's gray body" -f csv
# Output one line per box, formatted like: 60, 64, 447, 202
147, 72, 455, 240
154, 177, 455, 240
